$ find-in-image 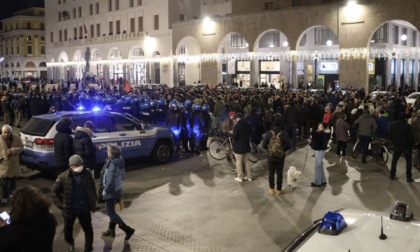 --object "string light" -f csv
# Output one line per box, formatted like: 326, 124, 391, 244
46, 47, 420, 68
